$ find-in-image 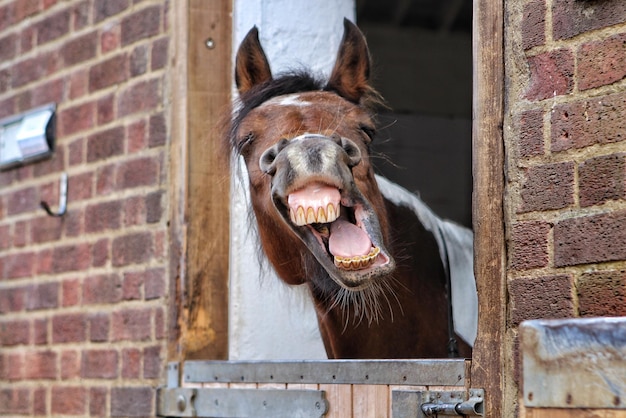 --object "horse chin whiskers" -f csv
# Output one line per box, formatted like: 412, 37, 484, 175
328, 274, 403, 332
